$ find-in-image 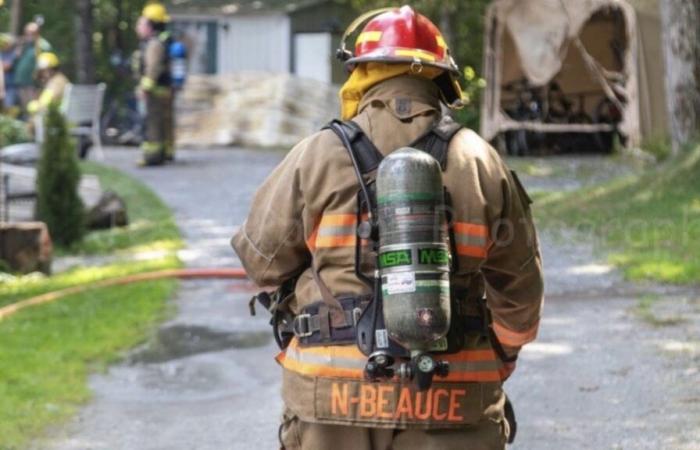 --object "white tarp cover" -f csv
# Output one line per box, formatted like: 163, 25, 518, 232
503, 0, 631, 86
480, 0, 667, 148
